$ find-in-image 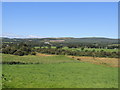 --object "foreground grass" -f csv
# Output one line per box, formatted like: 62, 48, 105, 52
2, 54, 118, 88
2, 54, 79, 64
